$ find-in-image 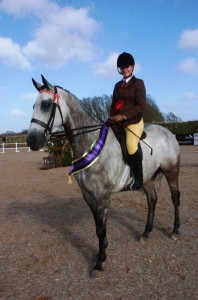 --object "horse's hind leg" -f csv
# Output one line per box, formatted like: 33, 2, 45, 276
142, 181, 158, 239
162, 163, 180, 238
171, 187, 180, 237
